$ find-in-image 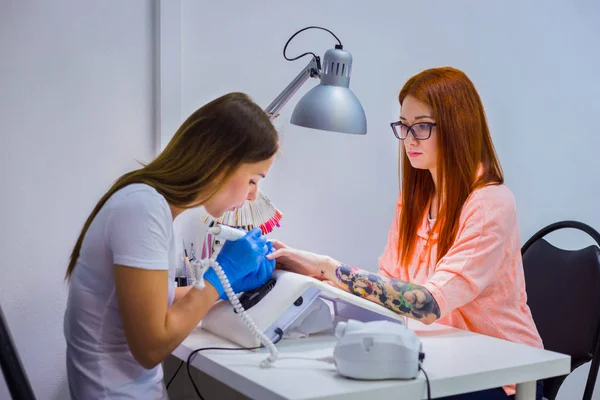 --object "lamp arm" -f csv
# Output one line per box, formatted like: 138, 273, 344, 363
264, 58, 320, 120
